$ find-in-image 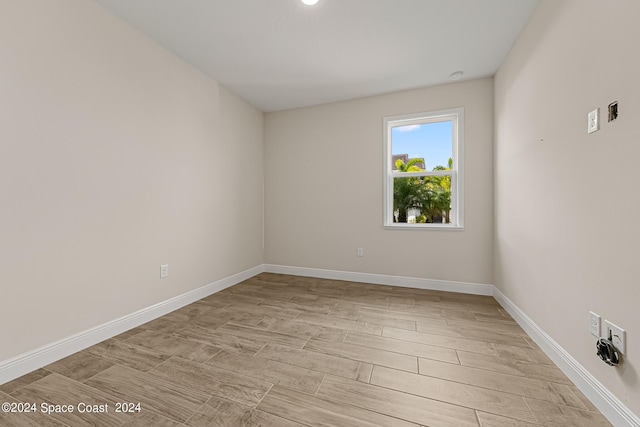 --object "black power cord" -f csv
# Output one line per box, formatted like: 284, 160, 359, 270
596, 338, 620, 366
